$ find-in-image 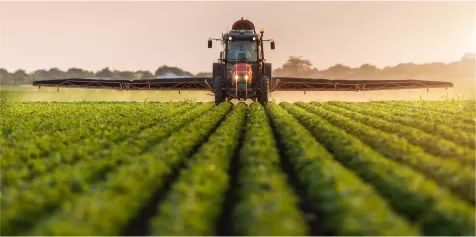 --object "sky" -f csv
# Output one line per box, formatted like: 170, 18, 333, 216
0, 1, 474, 74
